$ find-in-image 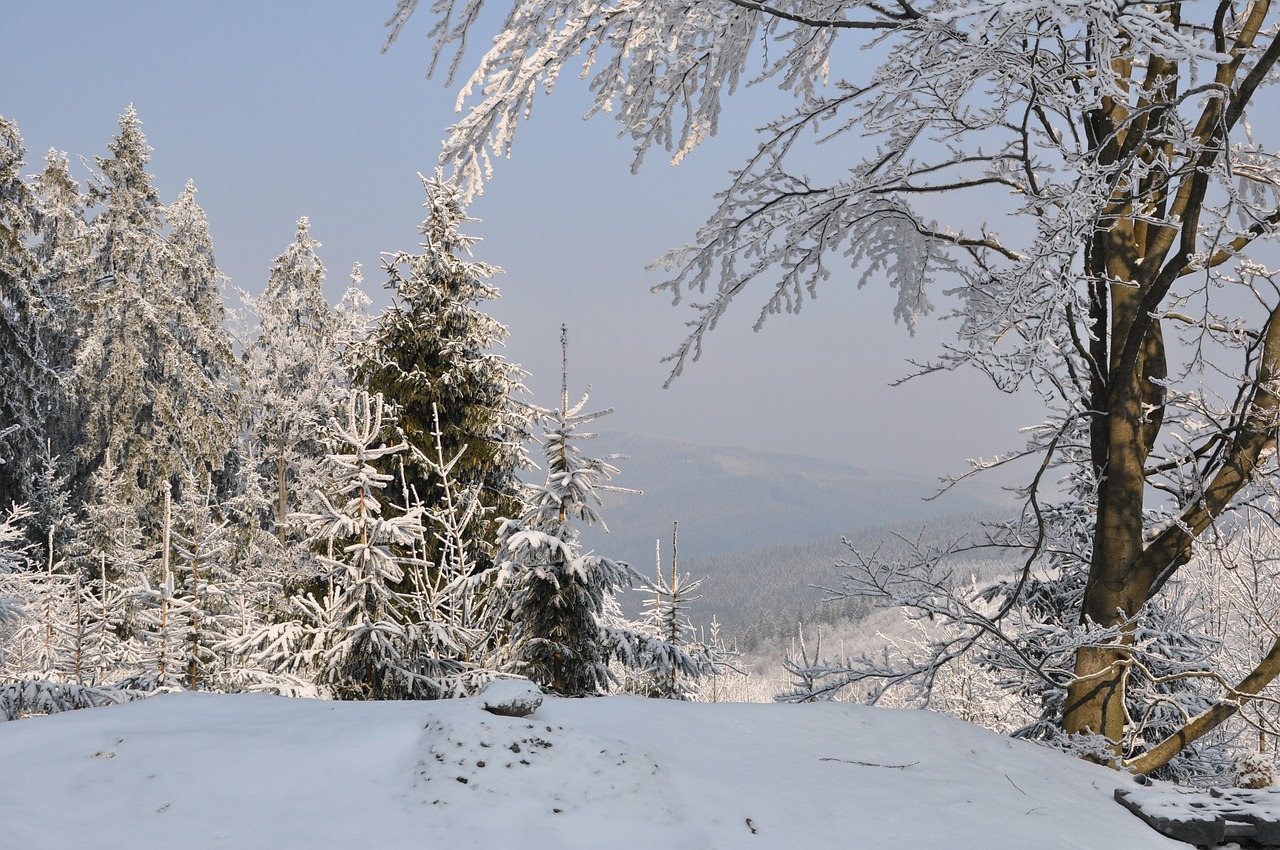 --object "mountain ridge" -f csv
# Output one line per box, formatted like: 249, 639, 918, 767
569, 432, 1015, 631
